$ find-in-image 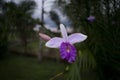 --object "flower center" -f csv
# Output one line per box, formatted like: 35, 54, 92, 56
66, 47, 70, 53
